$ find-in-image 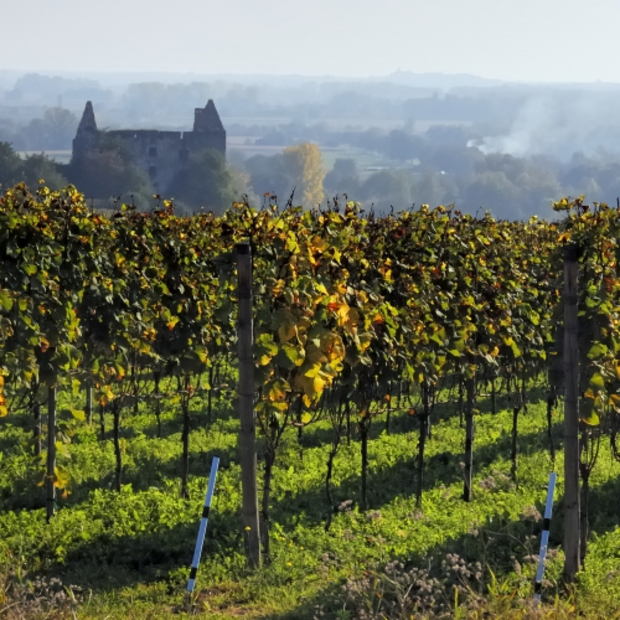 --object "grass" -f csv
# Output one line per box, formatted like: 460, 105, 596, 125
2, 385, 620, 618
